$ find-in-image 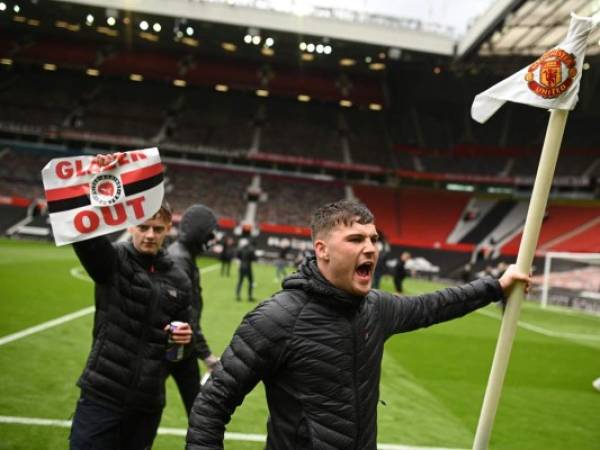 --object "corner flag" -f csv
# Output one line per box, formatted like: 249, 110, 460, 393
472, 13, 597, 124
470, 13, 599, 450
